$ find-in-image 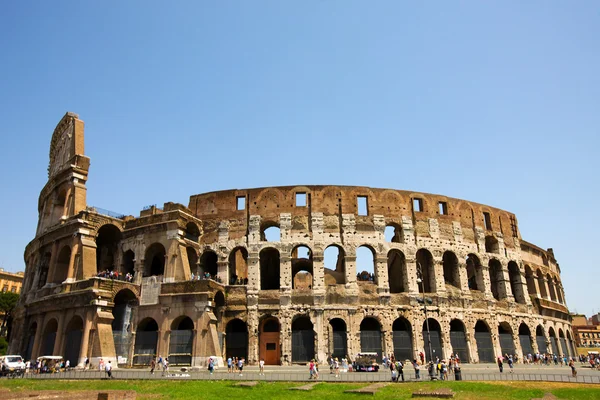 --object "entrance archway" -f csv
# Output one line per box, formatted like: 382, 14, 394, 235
169, 316, 194, 365
24, 323, 37, 361
450, 319, 469, 362
474, 320, 494, 363
392, 317, 413, 361
499, 322, 515, 356
329, 318, 347, 360
387, 250, 406, 293
133, 318, 158, 365
42, 319, 58, 356
518, 323, 534, 357
536, 325, 548, 354
64, 316, 83, 367
549, 327, 559, 355
112, 289, 138, 361
360, 317, 383, 362
259, 317, 280, 365
292, 316, 315, 363
423, 318, 443, 361
226, 319, 248, 360
559, 329, 568, 357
